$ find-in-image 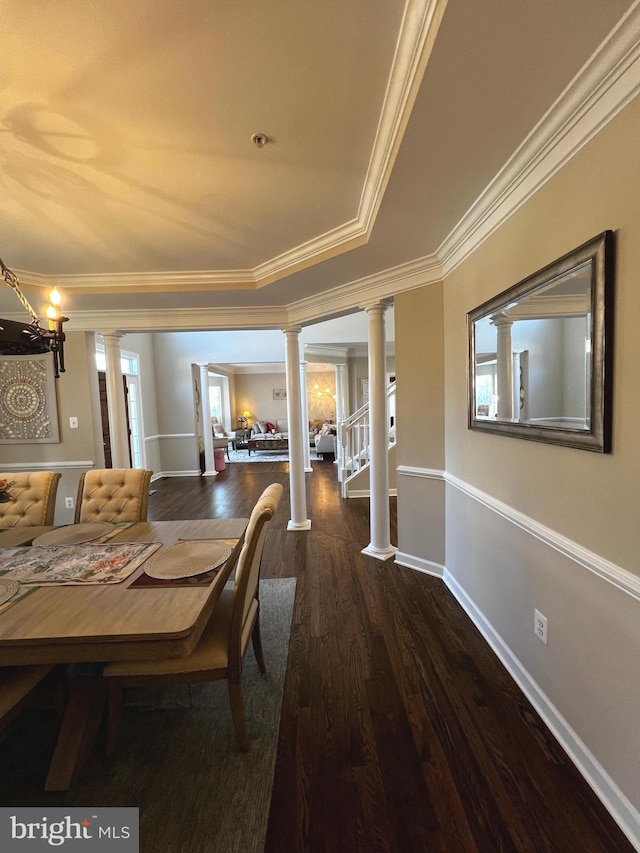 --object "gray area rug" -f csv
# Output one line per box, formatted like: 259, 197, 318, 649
0, 578, 296, 853
227, 448, 328, 464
